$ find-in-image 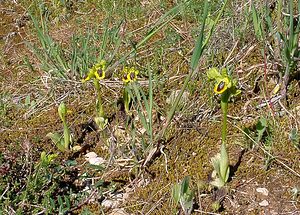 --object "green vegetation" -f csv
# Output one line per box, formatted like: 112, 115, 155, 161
0, 0, 300, 214
172, 176, 194, 215
207, 67, 240, 188
83, 60, 108, 131
47, 102, 72, 151
251, 0, 300, 101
